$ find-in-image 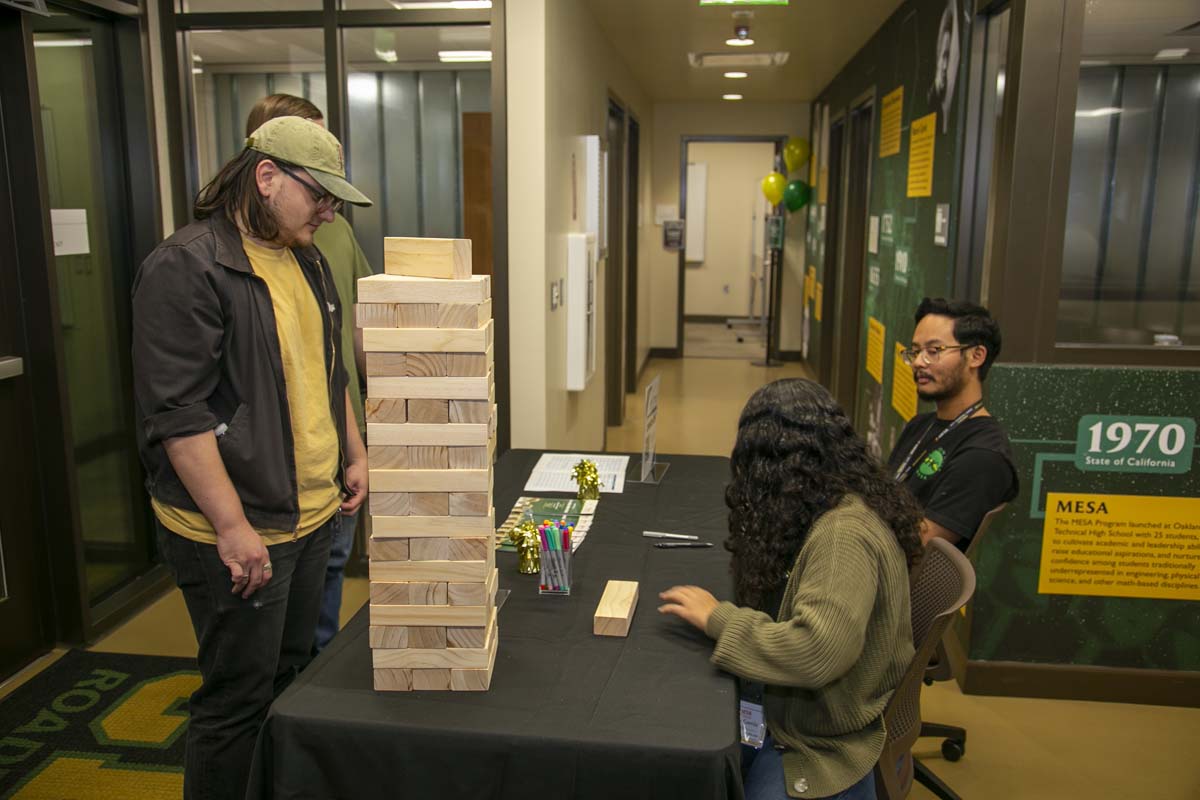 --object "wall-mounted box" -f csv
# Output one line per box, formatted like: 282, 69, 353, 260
566, 232, 597, 392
